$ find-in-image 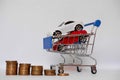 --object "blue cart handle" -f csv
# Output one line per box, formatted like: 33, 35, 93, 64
84, 20, 101, 27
